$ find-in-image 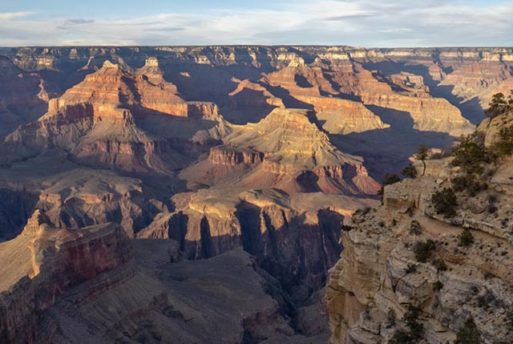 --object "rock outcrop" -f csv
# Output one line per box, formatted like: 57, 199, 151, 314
0, 211, 131, 343
139, 187, 377, 298
5, 59, 229, 173
0, 56, 47, 138
326, 111, 513, 343
135, 57, 188, 117
182, 108, 380, 195
0, 211, 326, 343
